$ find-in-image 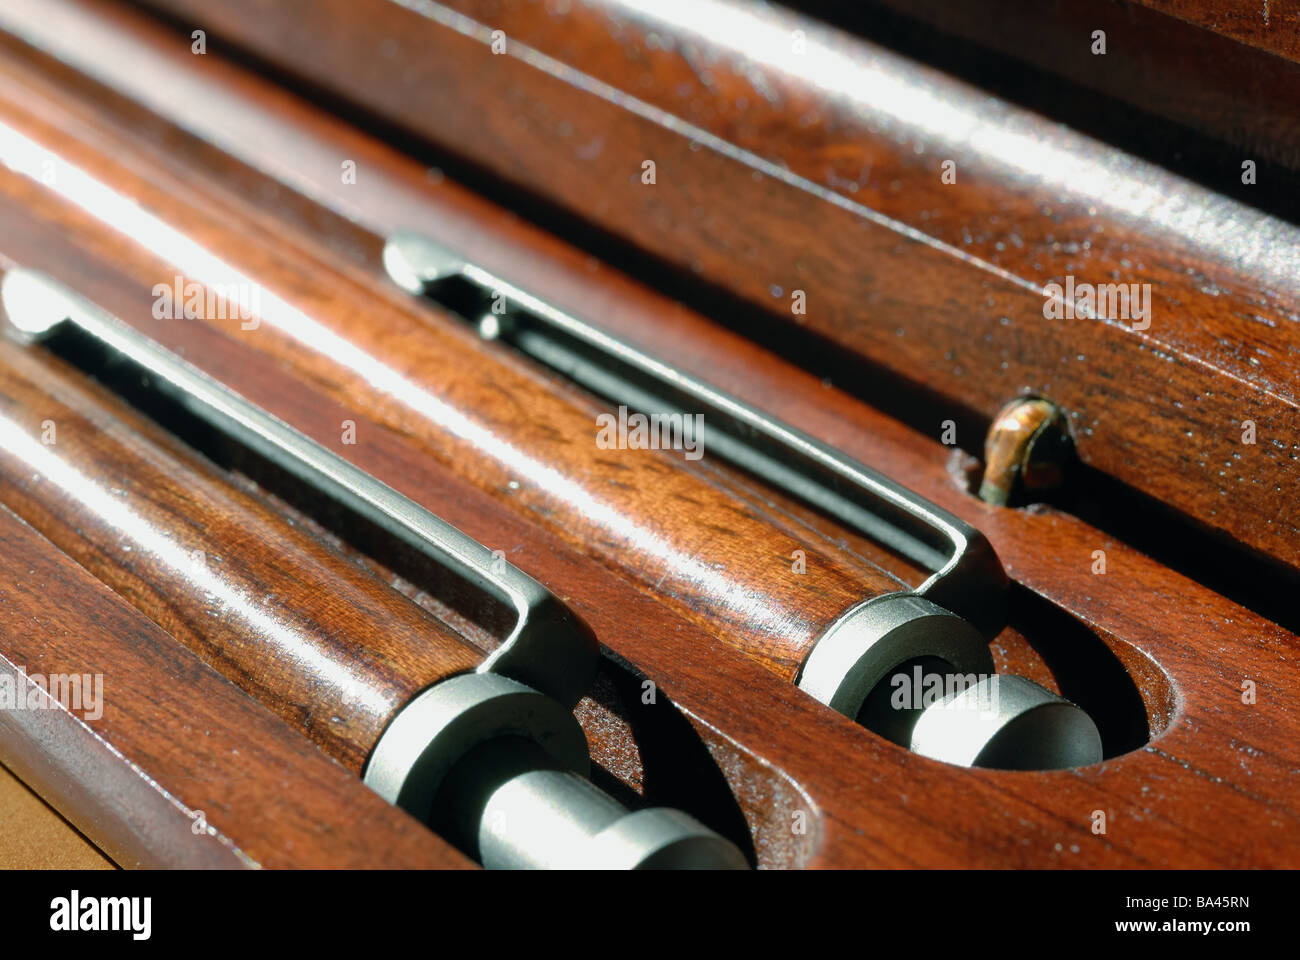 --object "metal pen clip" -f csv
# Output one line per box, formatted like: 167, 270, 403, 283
383, 232, 1009, 643
0, 268, 599, 708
